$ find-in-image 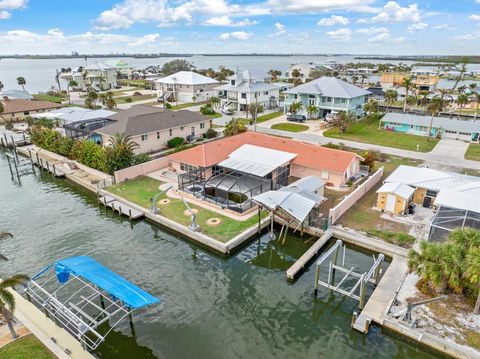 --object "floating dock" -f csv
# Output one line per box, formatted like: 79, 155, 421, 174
98, 195, 145, 219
